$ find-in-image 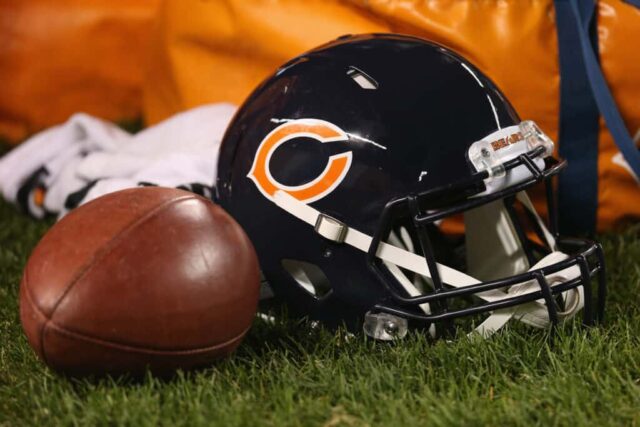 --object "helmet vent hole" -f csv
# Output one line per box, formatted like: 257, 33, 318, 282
347, 66, 378, 90
281, 259, 333, 299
